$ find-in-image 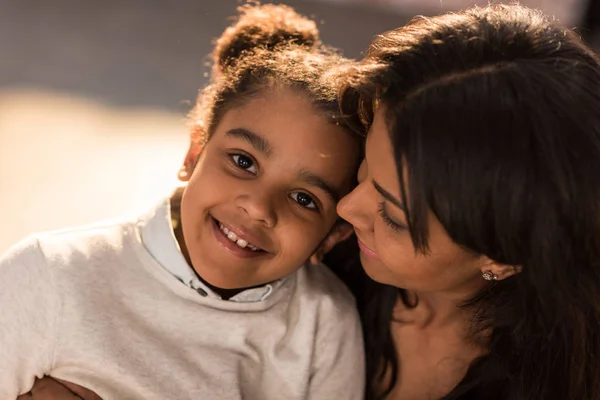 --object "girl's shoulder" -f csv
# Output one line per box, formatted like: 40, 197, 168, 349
0, 216, 139, 282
